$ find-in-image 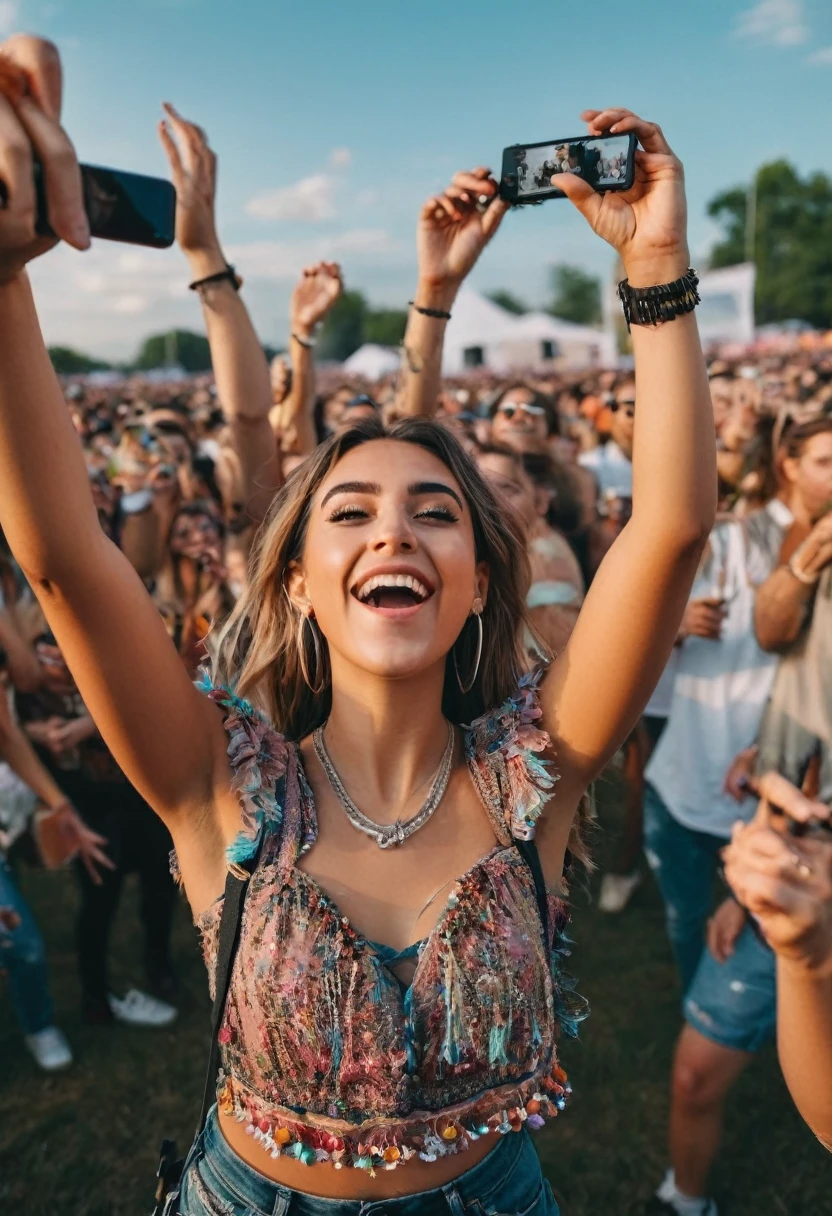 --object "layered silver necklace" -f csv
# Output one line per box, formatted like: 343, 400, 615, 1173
312, 721, 455, 849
